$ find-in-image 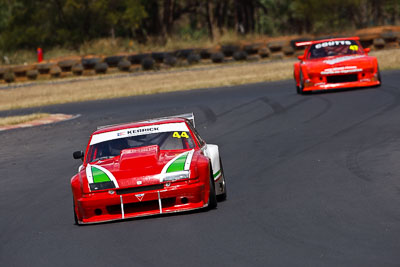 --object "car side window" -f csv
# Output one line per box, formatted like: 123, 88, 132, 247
187, 121, 205, 147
